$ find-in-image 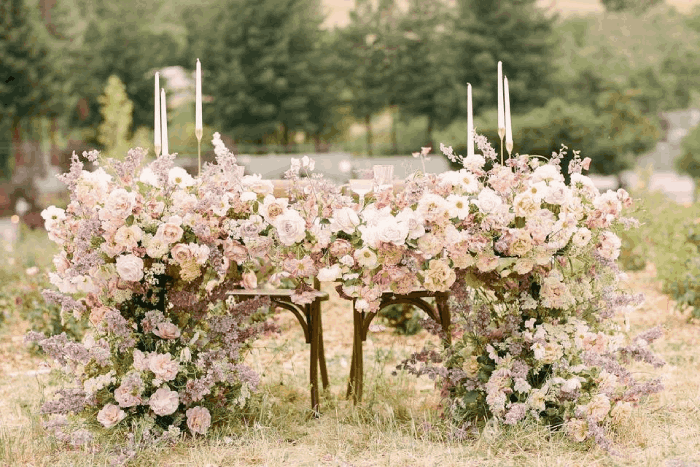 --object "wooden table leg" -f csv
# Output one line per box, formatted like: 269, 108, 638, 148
316, 300, 329, 390
309, 303, 320, 416
347, 309, 364, 403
